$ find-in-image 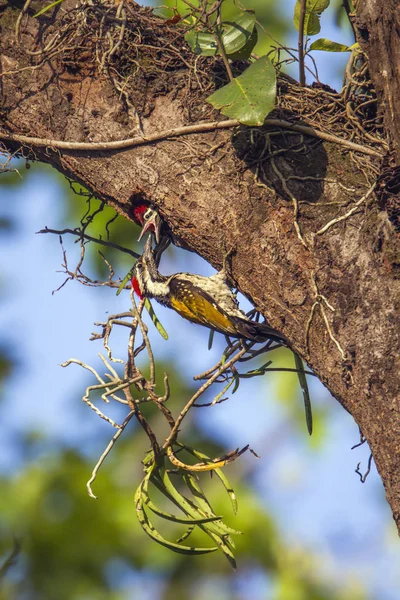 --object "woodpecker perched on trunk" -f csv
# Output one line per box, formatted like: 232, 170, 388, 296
132, 204, 162, 244
133, 237, 287, 344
